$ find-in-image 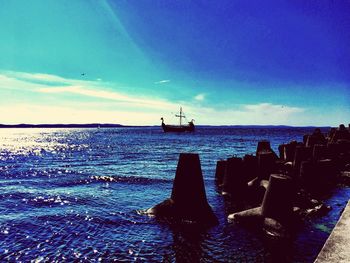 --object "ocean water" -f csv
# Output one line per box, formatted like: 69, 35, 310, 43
0, 127, 349, 262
